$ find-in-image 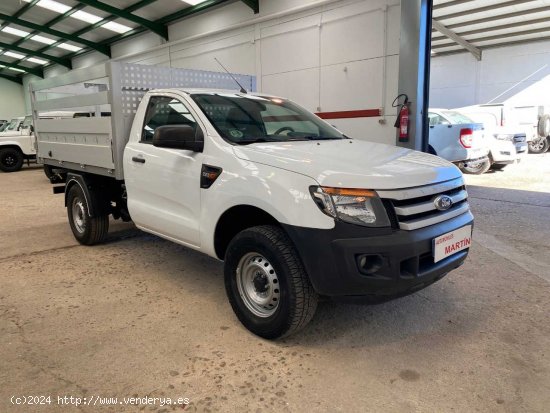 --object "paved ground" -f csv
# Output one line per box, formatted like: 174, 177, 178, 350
1, 155, 549, 413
